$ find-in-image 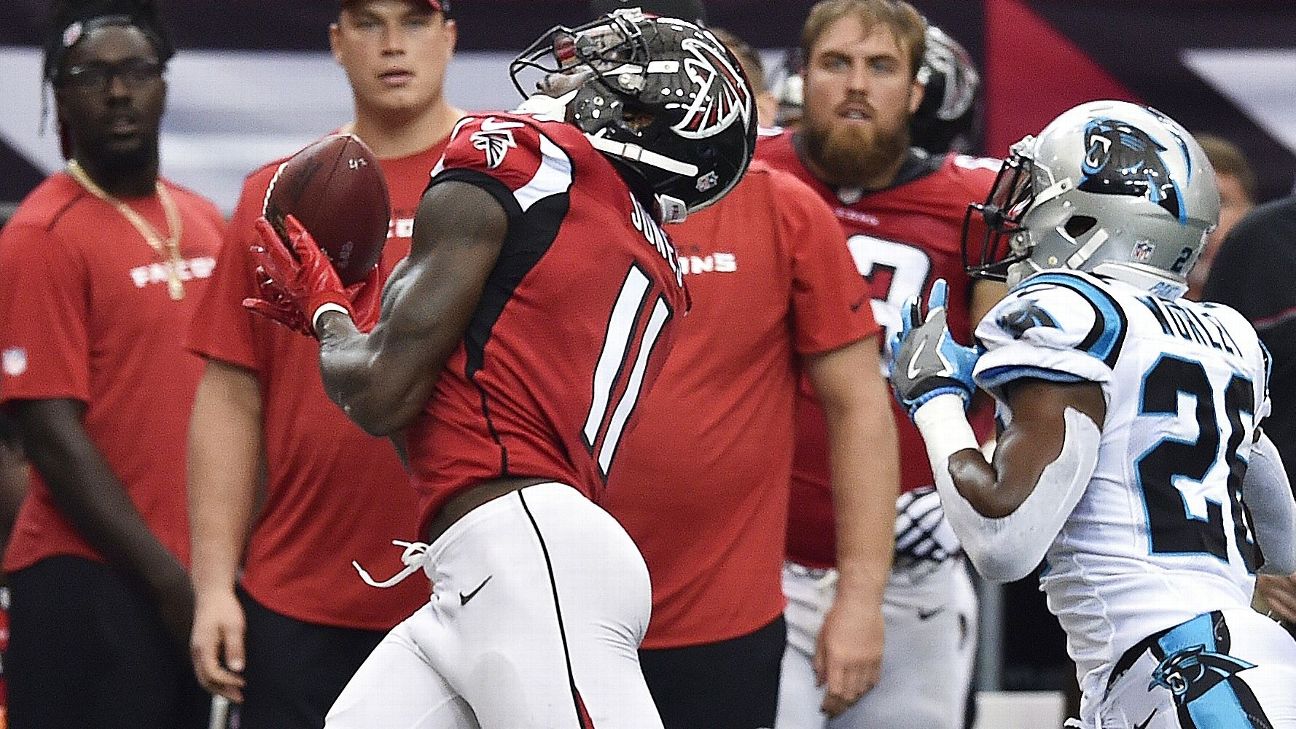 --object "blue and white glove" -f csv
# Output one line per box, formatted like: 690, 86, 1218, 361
888, 279, 981, 419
